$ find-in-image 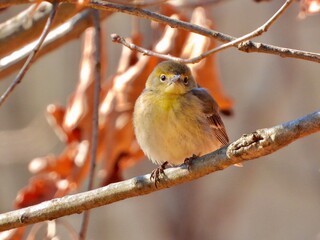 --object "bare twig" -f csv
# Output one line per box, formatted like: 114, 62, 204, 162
79, 10, 101, 240
112, 0, 297, 63
111, 31, 320, 65
0, 0, 168, 7
106, 0, 168, 7
0, 2, 59, 107
111, 33, 183, 61
185, 0, 294, 62
170, 0, 226, 8
0, 111, 319, 231
2, 0, 320, 64
90, 0, 320, 63
87, 0, 231, 40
